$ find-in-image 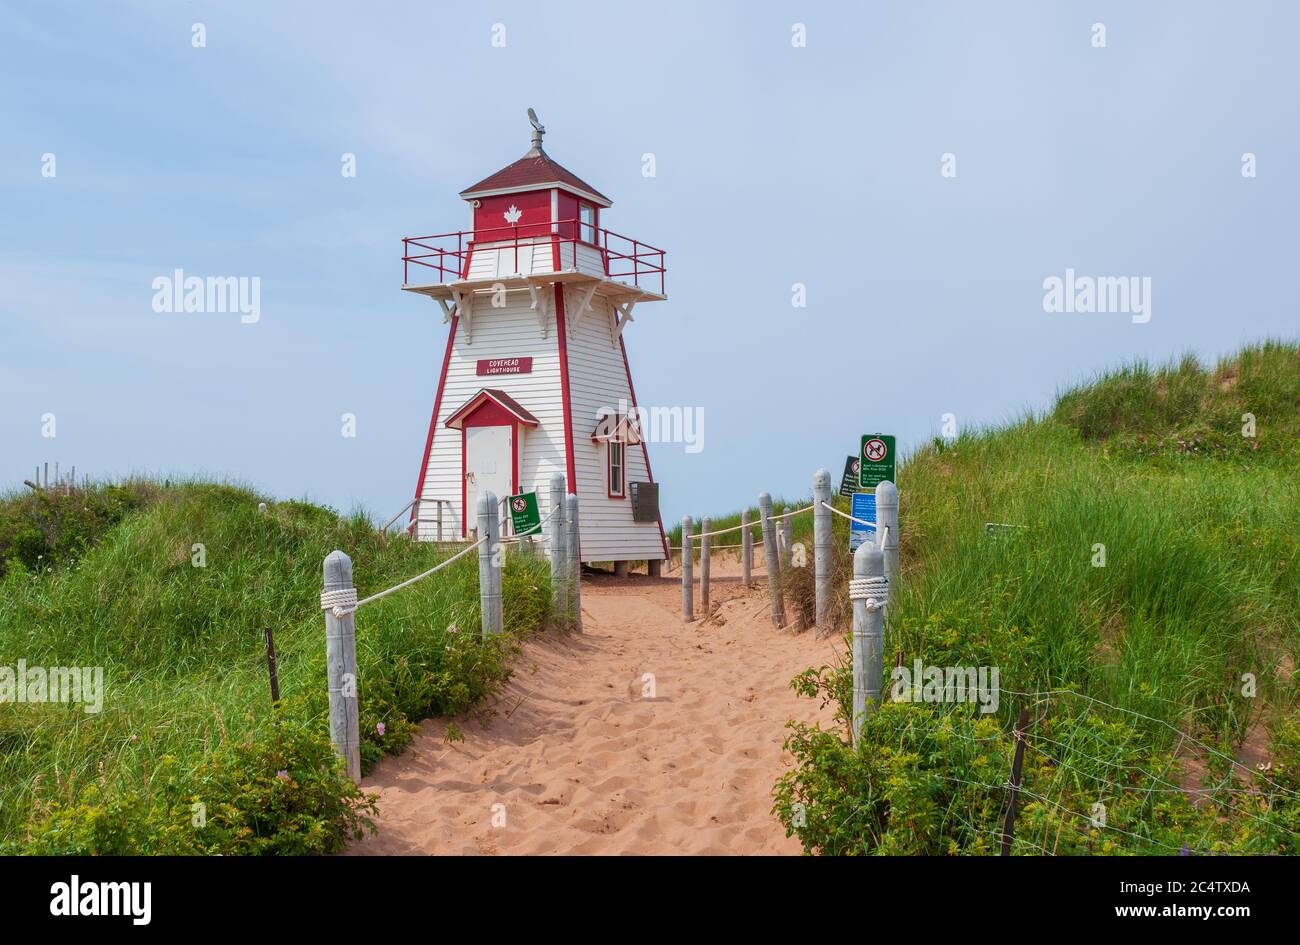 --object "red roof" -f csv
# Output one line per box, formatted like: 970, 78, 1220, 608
444, 388, 540, 430
460, 149, 610, 206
